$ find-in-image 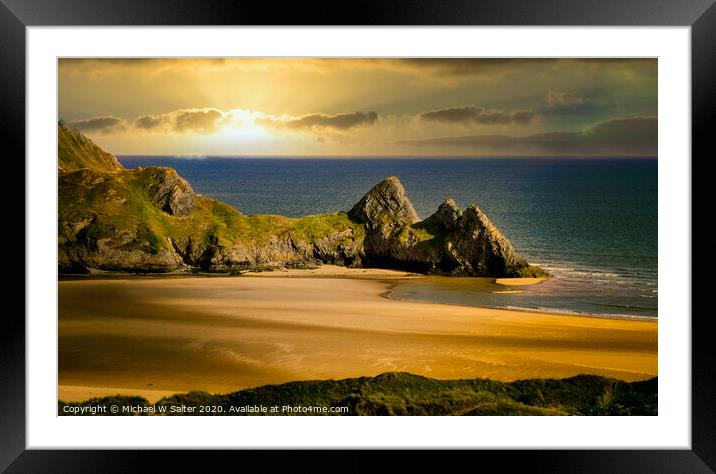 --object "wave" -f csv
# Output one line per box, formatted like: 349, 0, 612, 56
575, 300, 657, 312
498, 305, 657, 321
534, 262, 657, 291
